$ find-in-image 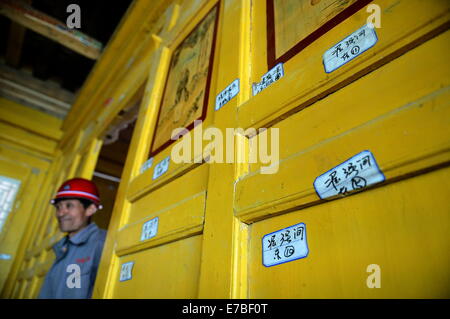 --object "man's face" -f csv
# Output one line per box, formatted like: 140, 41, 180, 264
54, 199, 95, 236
